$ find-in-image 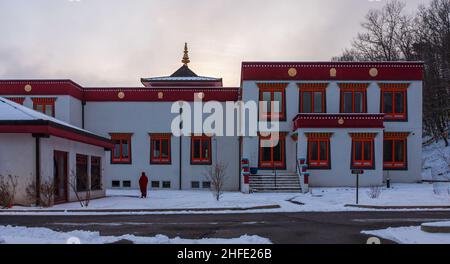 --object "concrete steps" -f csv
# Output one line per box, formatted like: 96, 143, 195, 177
249, 172, 302, 193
